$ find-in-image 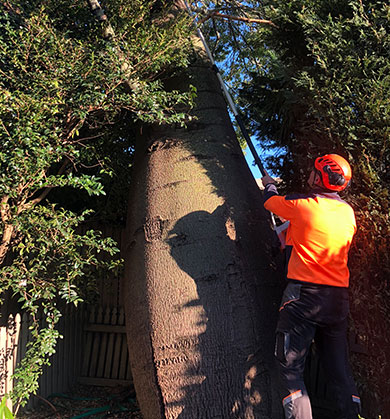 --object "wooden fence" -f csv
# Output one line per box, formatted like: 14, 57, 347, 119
0, 304, 132, 413
76, 224, 128, 309
0, 314, 20, 413
0, 306, 84, 412
0, 223, 130, 413
0, 305, 368, 415
79, 306, 132, 387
